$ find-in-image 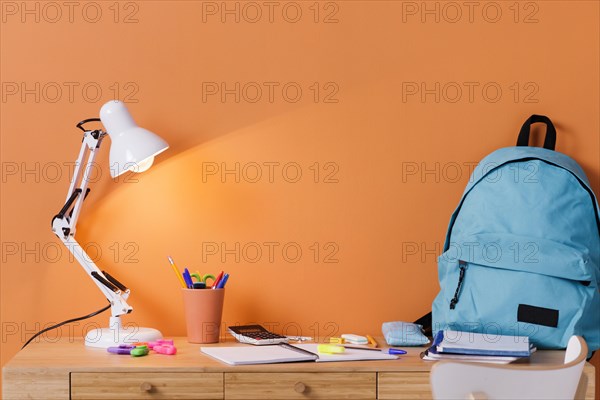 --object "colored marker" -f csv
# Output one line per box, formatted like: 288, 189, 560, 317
130, 345, 149, 357
183, 268, 194, 289
107, 345, 134, 355
153, 344, 177, 355
216, 273, 229, 289
212, 271, 224, 289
